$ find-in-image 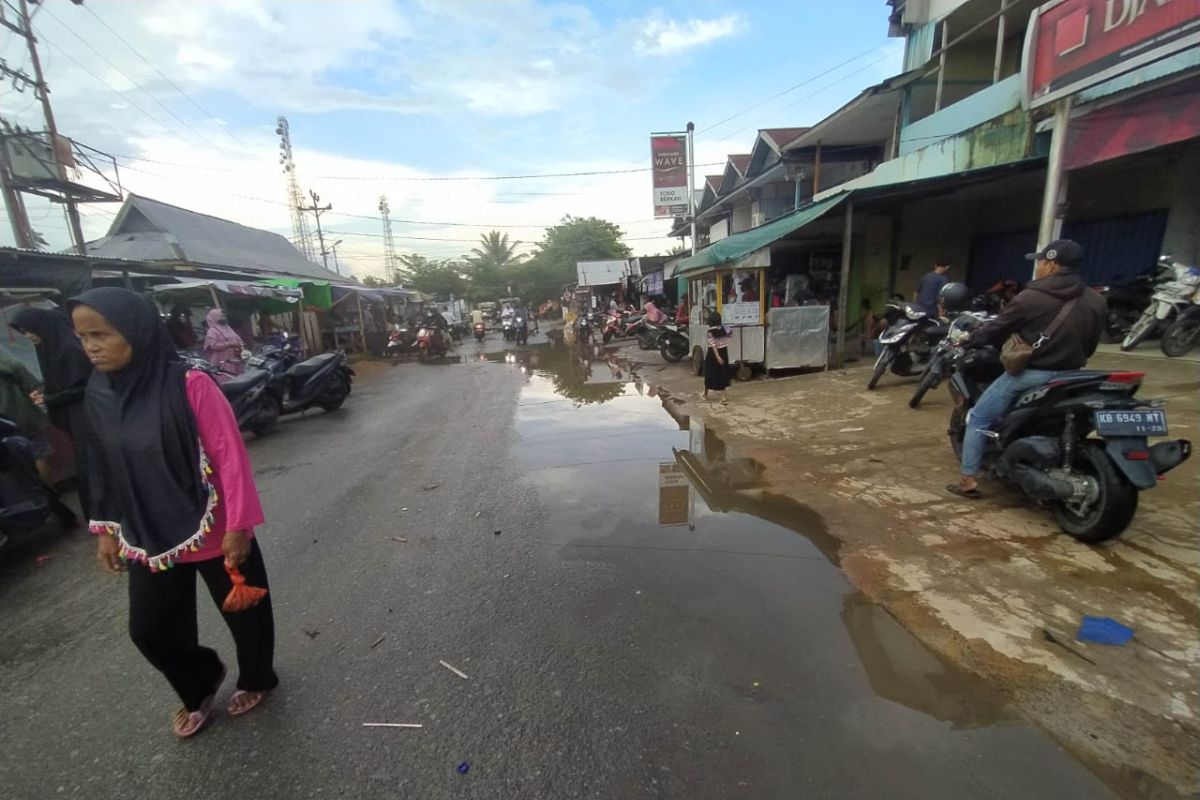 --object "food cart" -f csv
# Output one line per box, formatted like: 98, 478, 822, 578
681, 253, 829, 379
